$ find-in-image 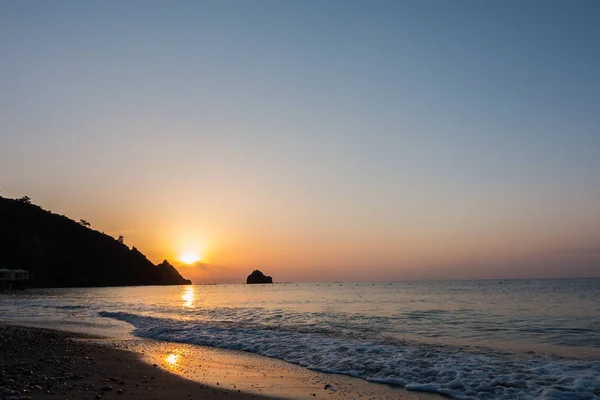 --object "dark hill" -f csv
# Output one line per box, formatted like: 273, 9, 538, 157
0, 196, 191, 288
